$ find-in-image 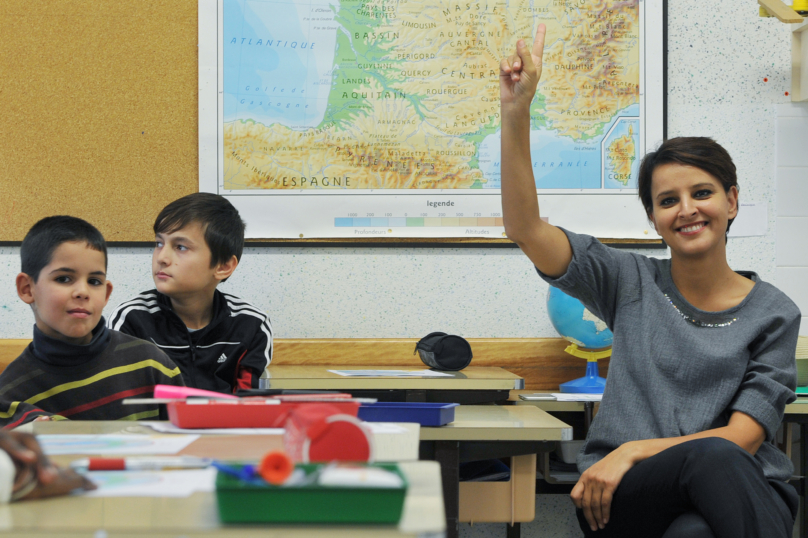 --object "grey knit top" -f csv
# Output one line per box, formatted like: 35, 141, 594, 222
538, 229, 801, 481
